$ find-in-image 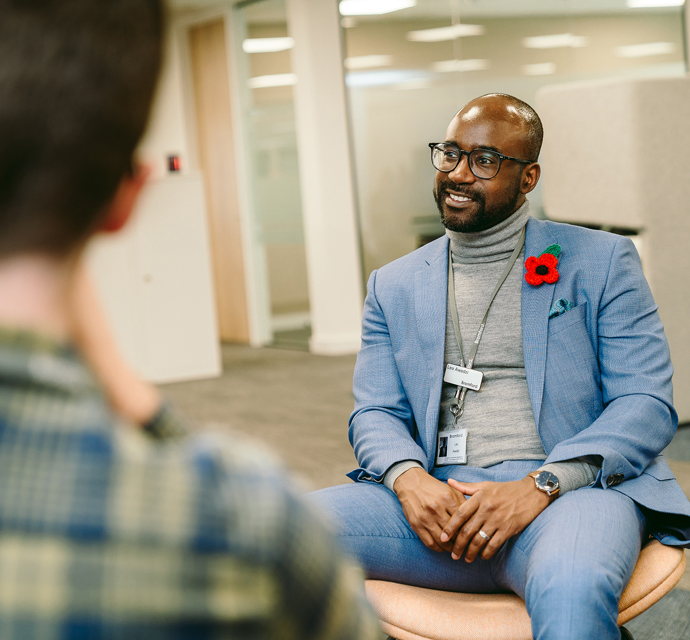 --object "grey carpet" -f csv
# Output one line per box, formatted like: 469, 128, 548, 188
161, 343, 358, 491
664, 425, 690, 463
625, 590, 690, 639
